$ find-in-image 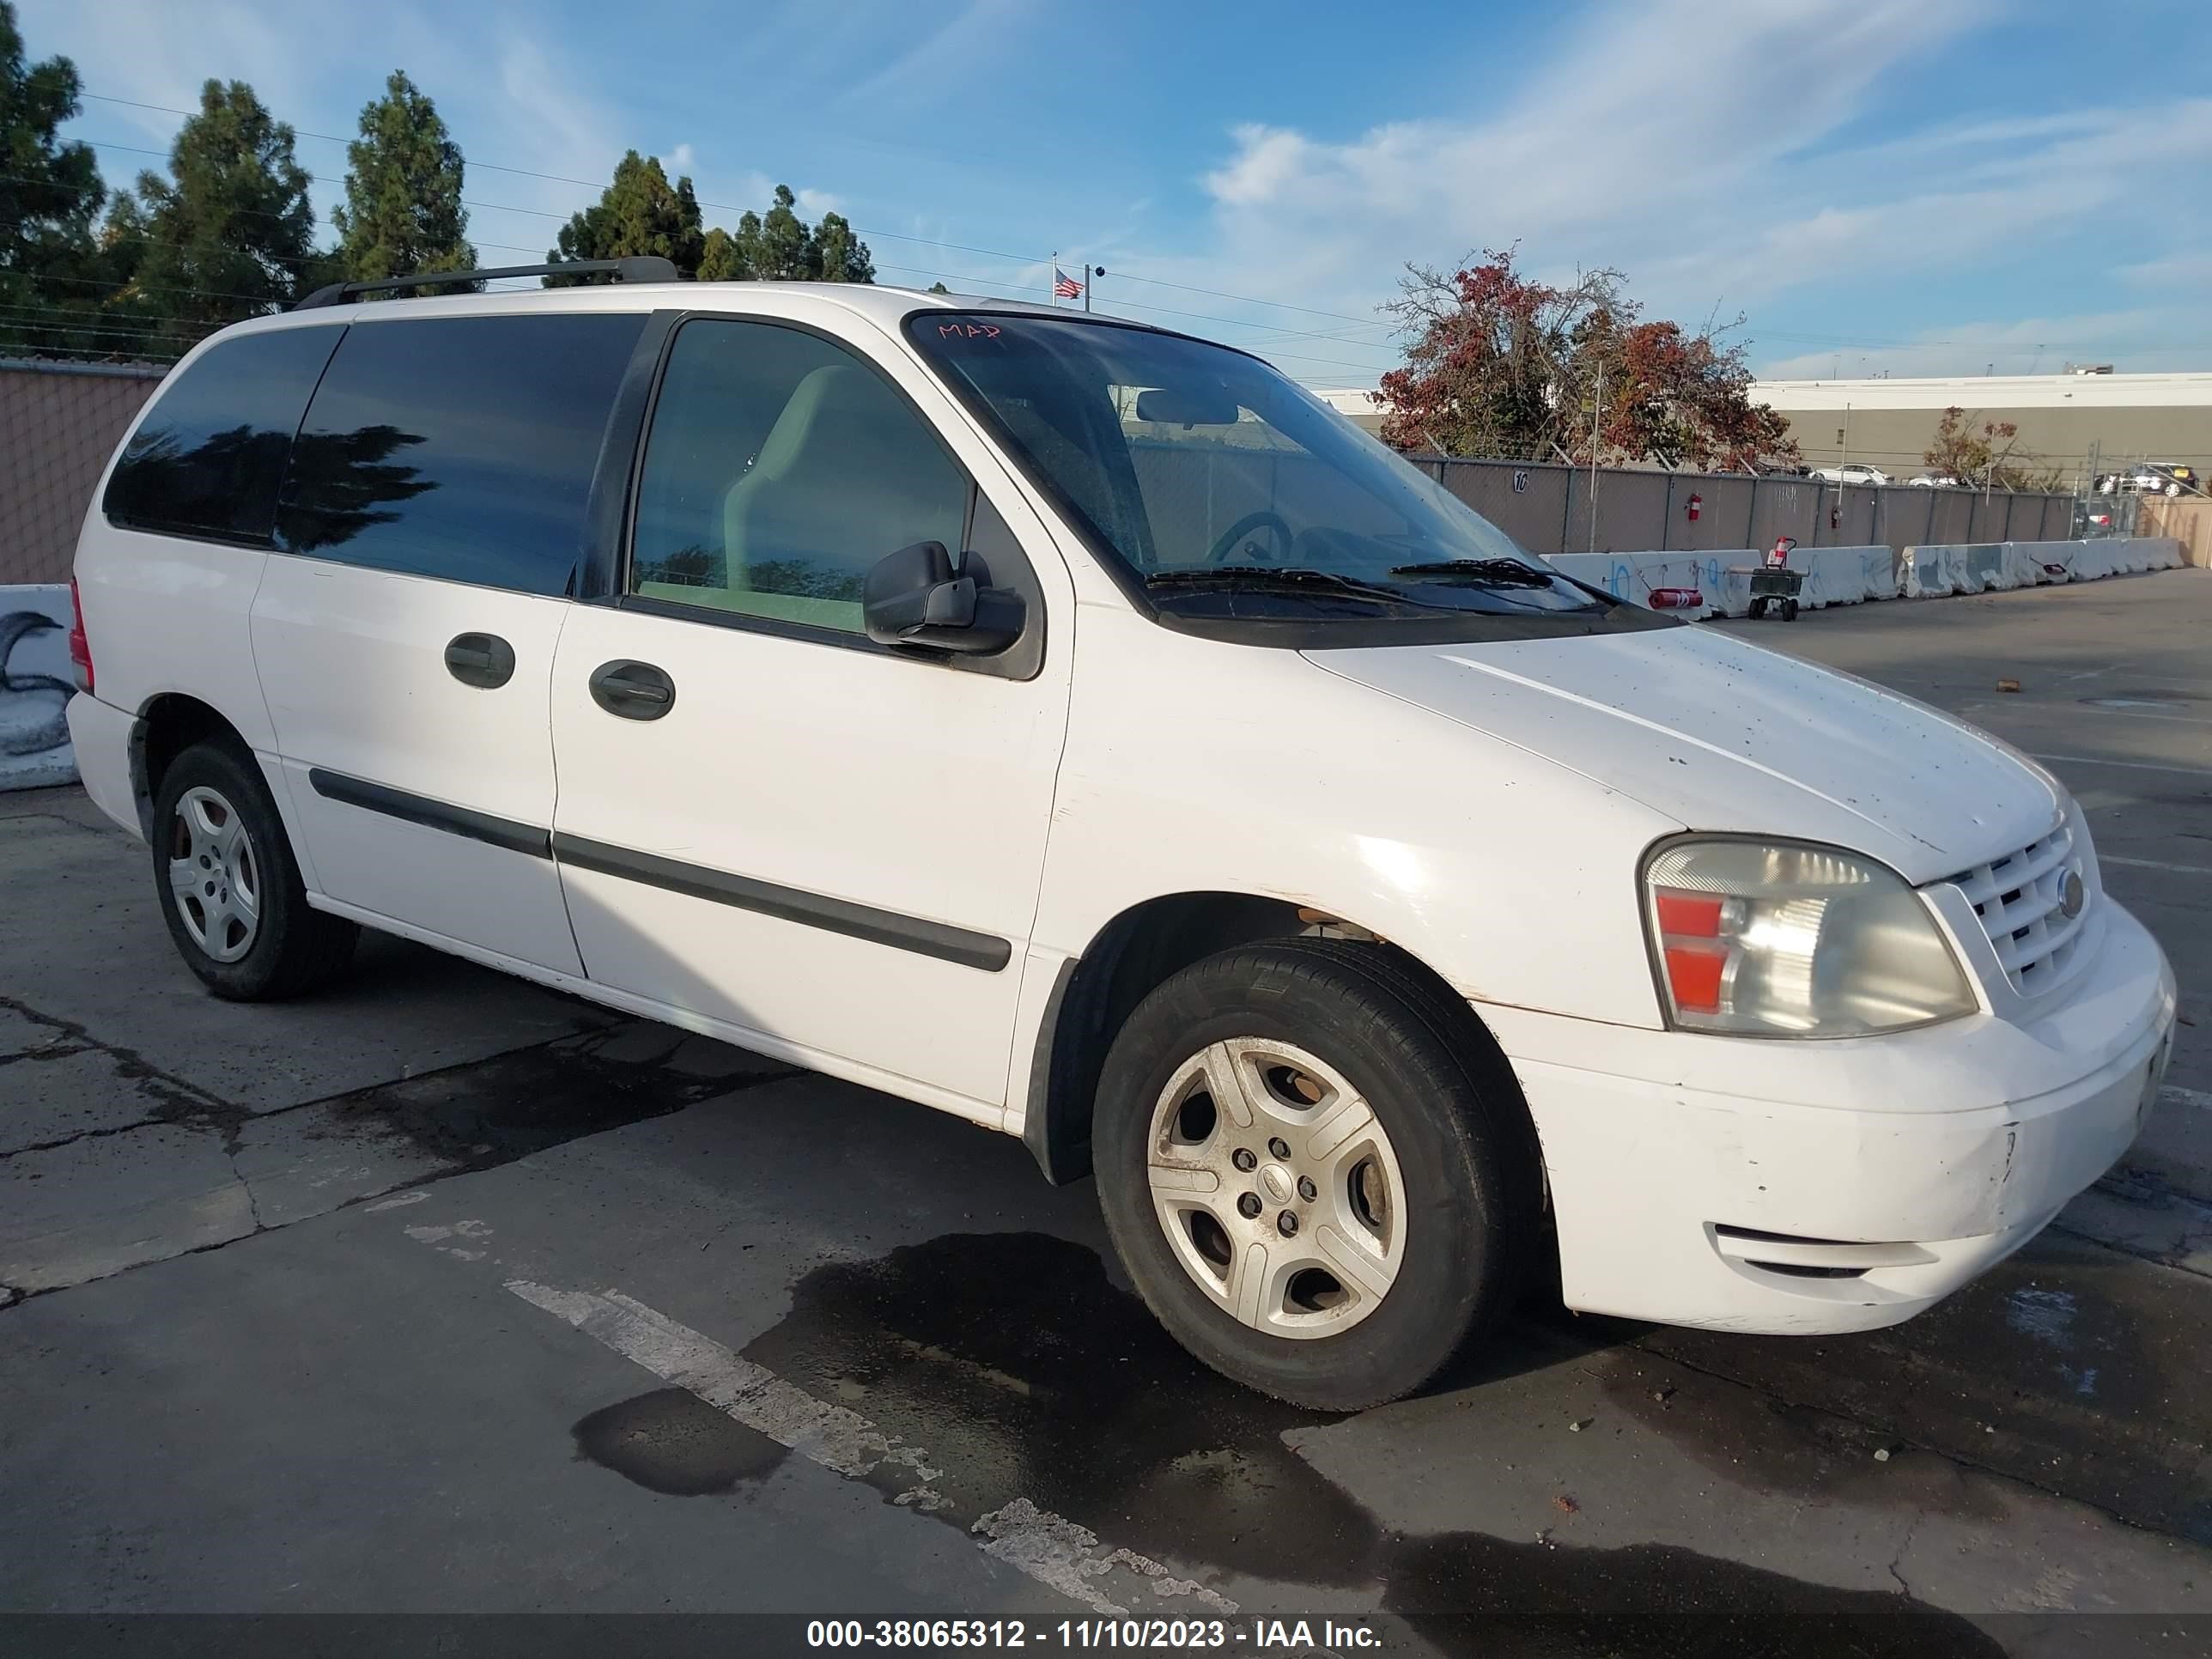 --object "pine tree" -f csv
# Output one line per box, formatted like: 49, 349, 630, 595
547, 150, 703, 282
331, 70, 475, 295
107, 80, 317, 333
807, 211, 873, 283
744, 185, 810, 280
0, 3, 112, 354
697, 226, 746, 282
